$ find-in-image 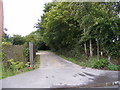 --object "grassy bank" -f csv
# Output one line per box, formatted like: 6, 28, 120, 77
56, 53, 120, 71
1, 55, 40, 79
0, 64, 2, 79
